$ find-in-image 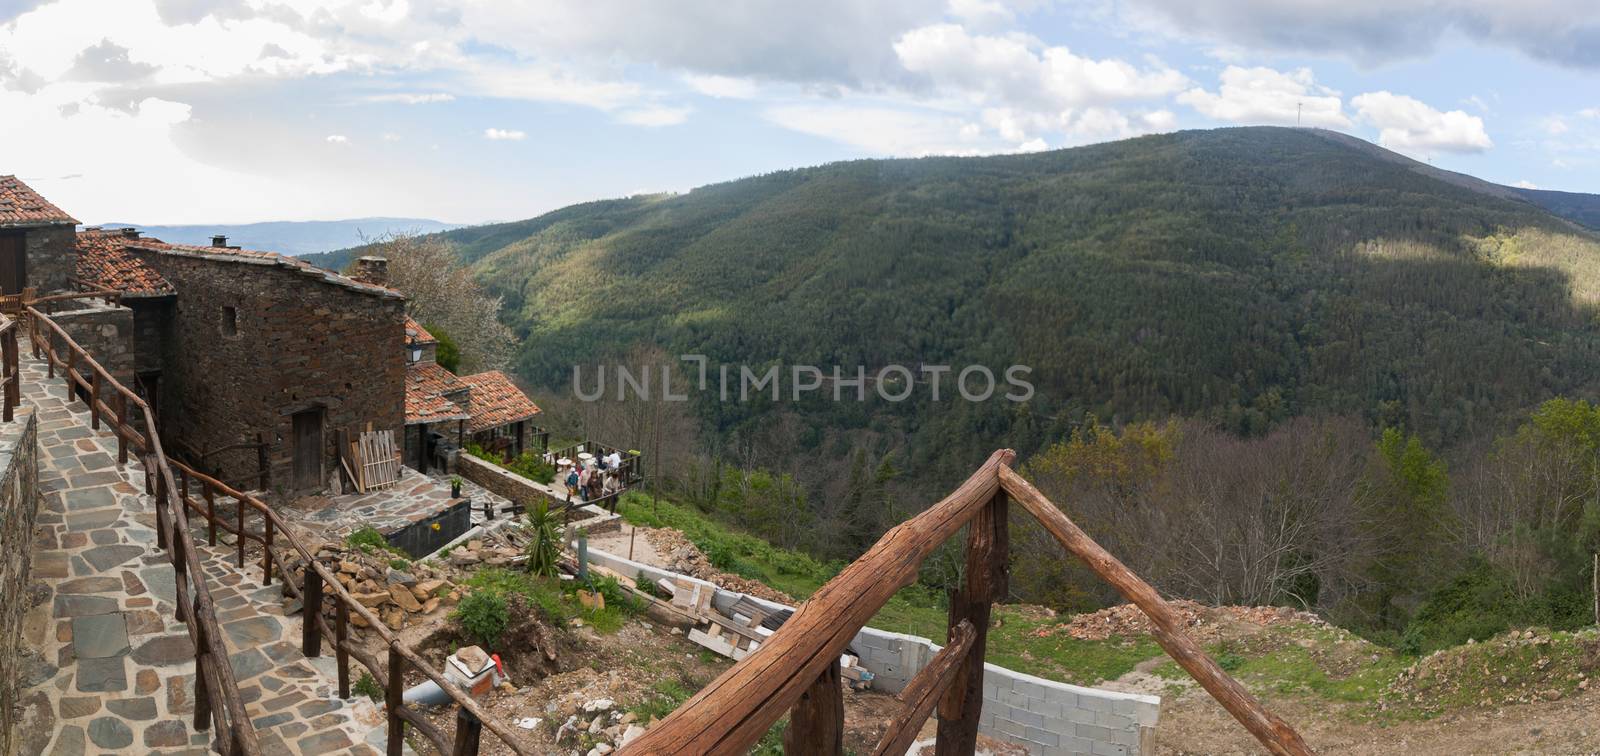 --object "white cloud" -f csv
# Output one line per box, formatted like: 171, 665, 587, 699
614, 106, 692, 127
364, 92, 456, 105
1350, 91, 1493, 155
483, 128, 525, 141
683, 74, 760, 99
1177, 66, 1351, 128
894, 24, 1188, 113
325, 134, 349, 144
1543, 116, 1570, 135
380, 131, 401, 142
1580, 107, 1600, 119
946, 0, 1015, 27
1513, 179, 1539, 189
